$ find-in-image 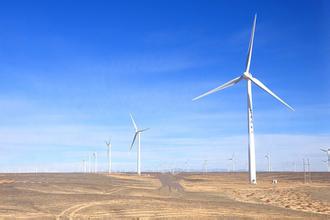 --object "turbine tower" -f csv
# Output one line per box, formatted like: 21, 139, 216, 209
106, 138, 112, 174
193, 14, 294, 184
265, 153, 271, 172
228, 153, 236, 172
129, 113, 149, 175
320, 148, 329, 172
